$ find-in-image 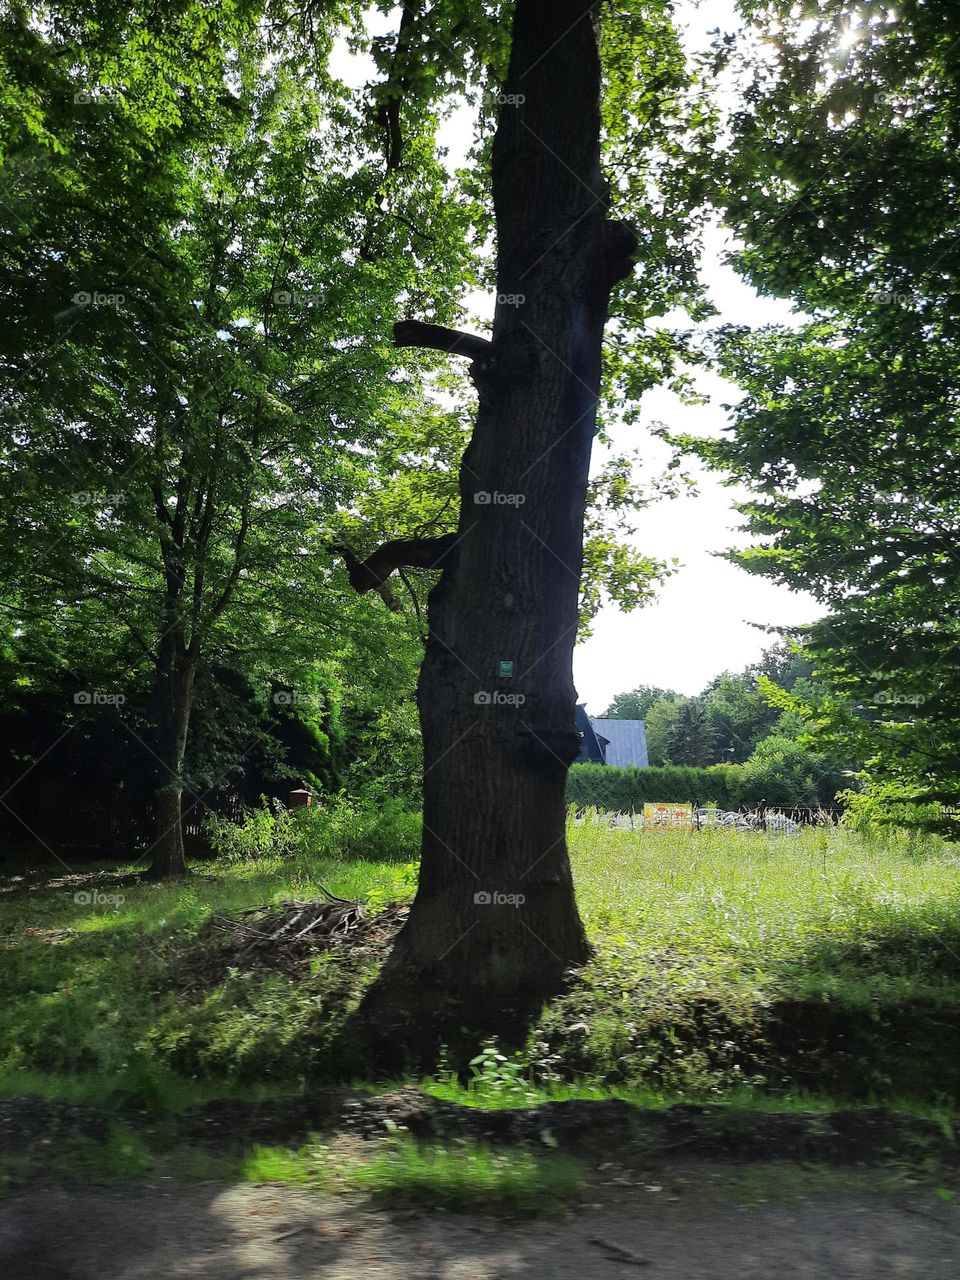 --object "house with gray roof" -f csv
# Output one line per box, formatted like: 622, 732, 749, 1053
574, 705, 649, 768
